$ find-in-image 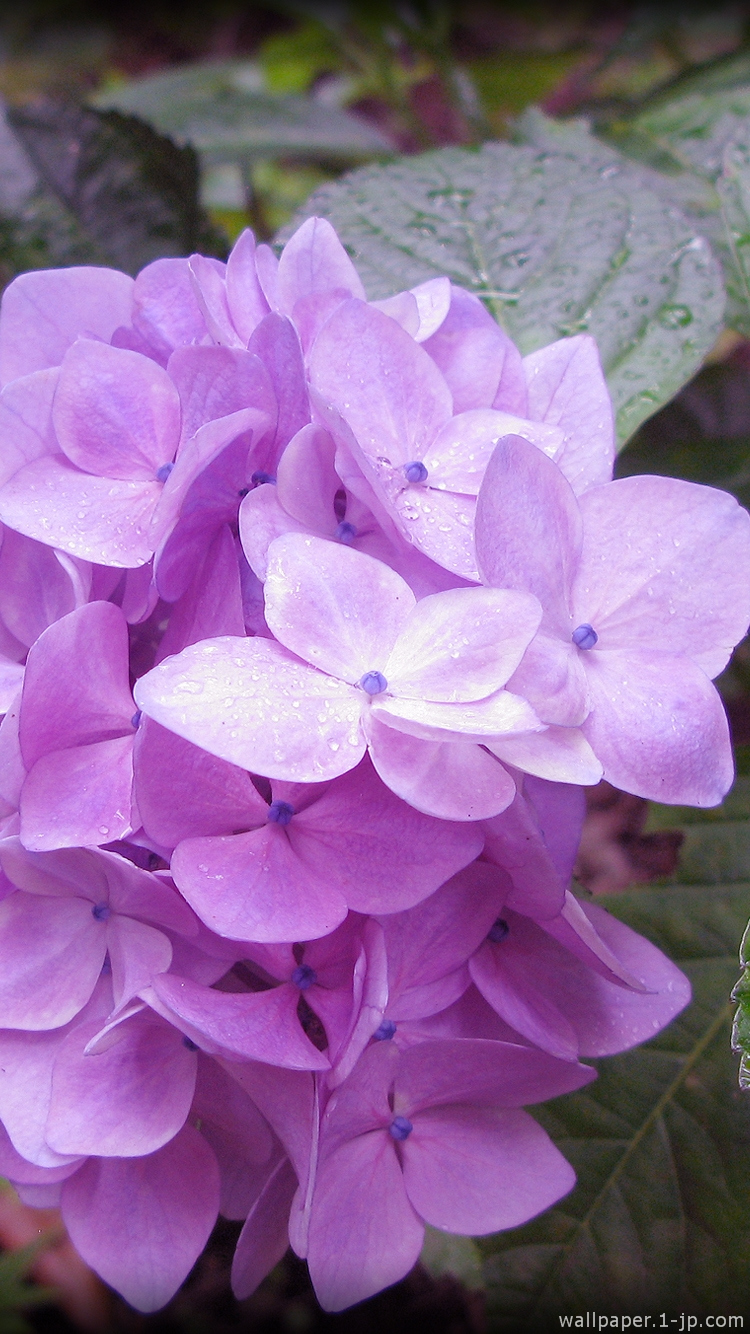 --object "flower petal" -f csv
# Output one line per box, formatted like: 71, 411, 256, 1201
61, 1124, 219, 1313
403, 1103, 576, 1233
265, 533, 415, 681
582, 648, 733, 805
366, 714, 516, 821
307, 1132, 423, 1313
385, 587, 541, 702
135, 636, 365, 782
